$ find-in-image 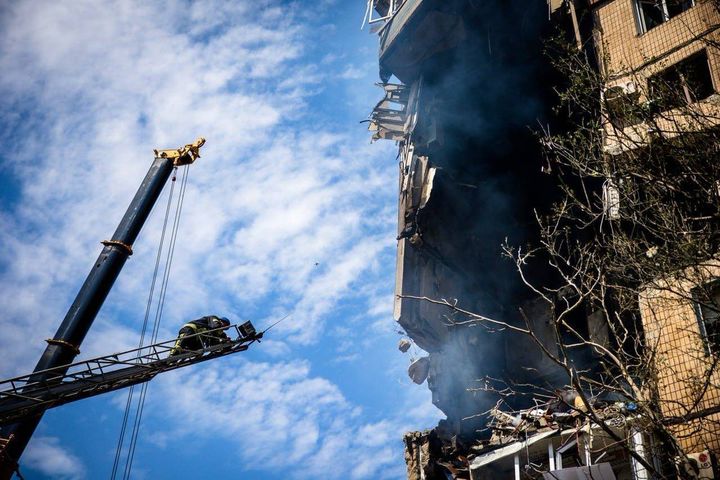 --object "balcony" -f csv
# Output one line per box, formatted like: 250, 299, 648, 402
365, 0, 464, 83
